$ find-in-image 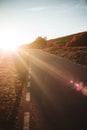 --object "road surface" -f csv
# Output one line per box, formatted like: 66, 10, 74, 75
28, 49, 87, 130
